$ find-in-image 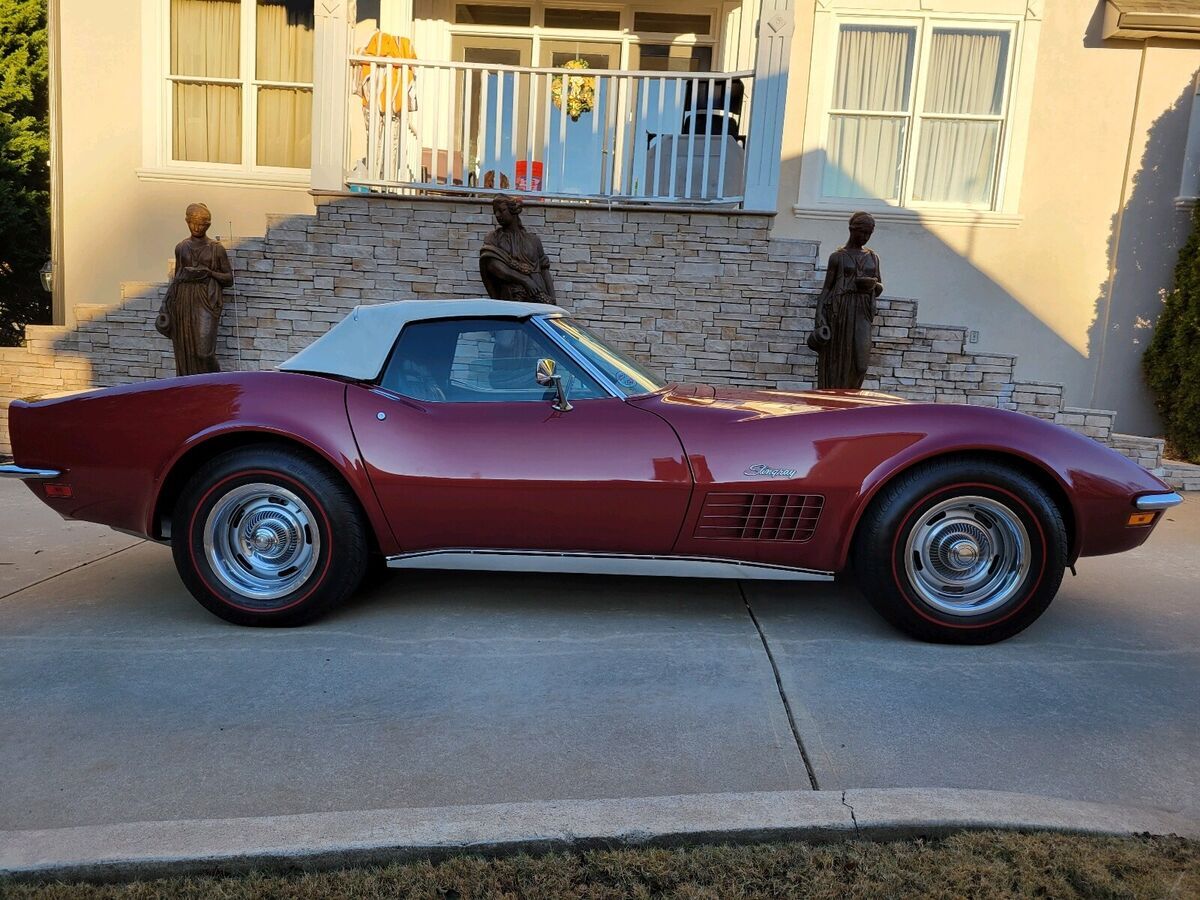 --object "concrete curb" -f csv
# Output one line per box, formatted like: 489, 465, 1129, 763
2, 788, 1196, 883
